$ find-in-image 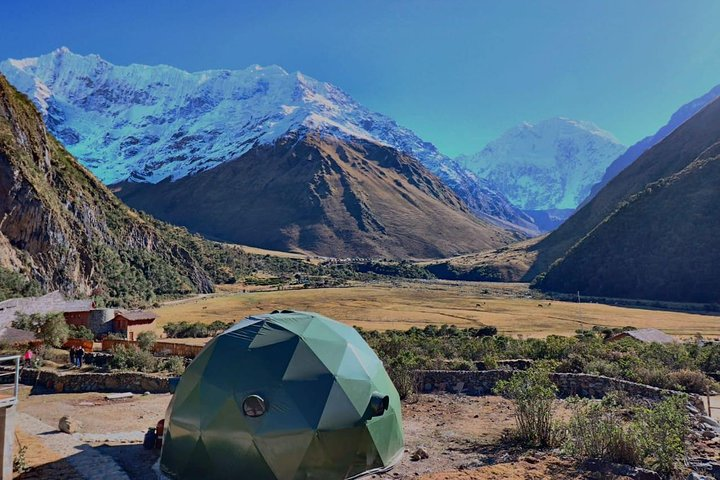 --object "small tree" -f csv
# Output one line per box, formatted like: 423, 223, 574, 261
69, 325, 95, 341
137, 331, 158, 351
494, 362, 559, 447
38, 314, 70, 348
